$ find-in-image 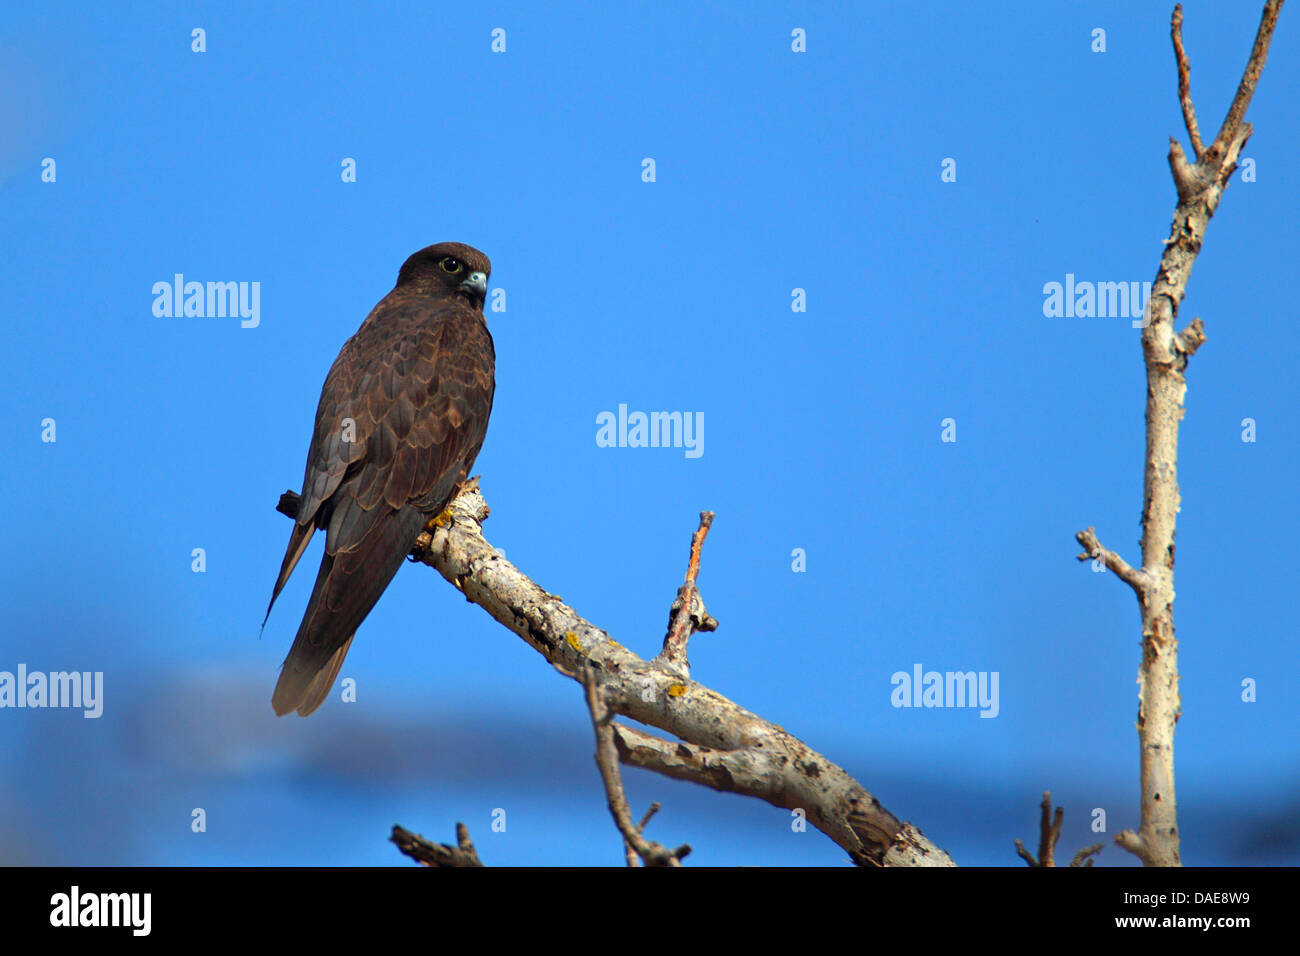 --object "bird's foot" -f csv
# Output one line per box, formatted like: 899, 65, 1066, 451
417, 475, 484, 540
423, 508, 454, 534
